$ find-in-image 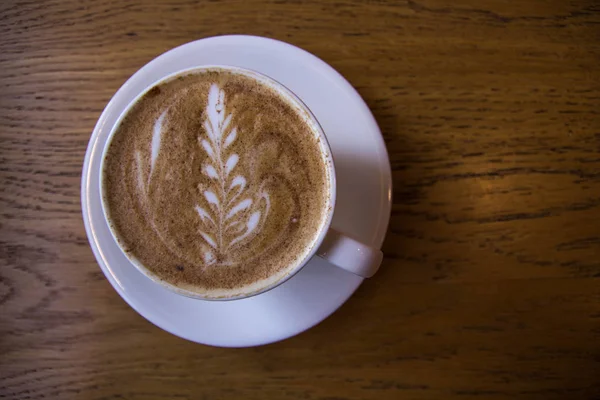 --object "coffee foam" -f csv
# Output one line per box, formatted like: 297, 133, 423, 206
102, 69, 331, 297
